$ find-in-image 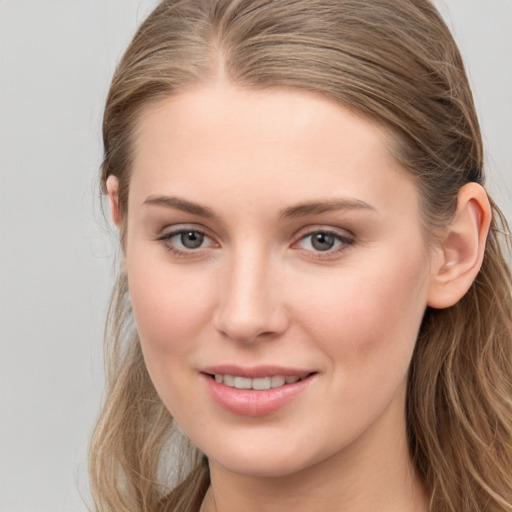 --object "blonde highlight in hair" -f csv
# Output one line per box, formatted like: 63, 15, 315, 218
91, 1, 512, 510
